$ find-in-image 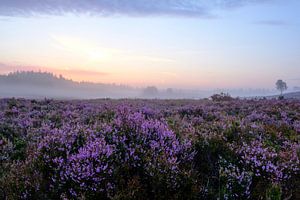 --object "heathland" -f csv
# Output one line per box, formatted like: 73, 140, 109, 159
1, 98, 299, 199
